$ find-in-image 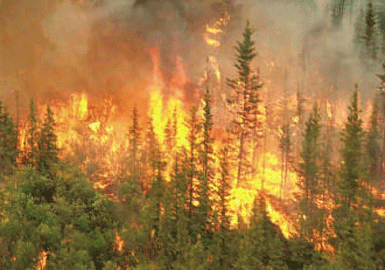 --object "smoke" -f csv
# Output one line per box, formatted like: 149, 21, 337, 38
0, 0, 380, 117
238, 0, 381, 103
